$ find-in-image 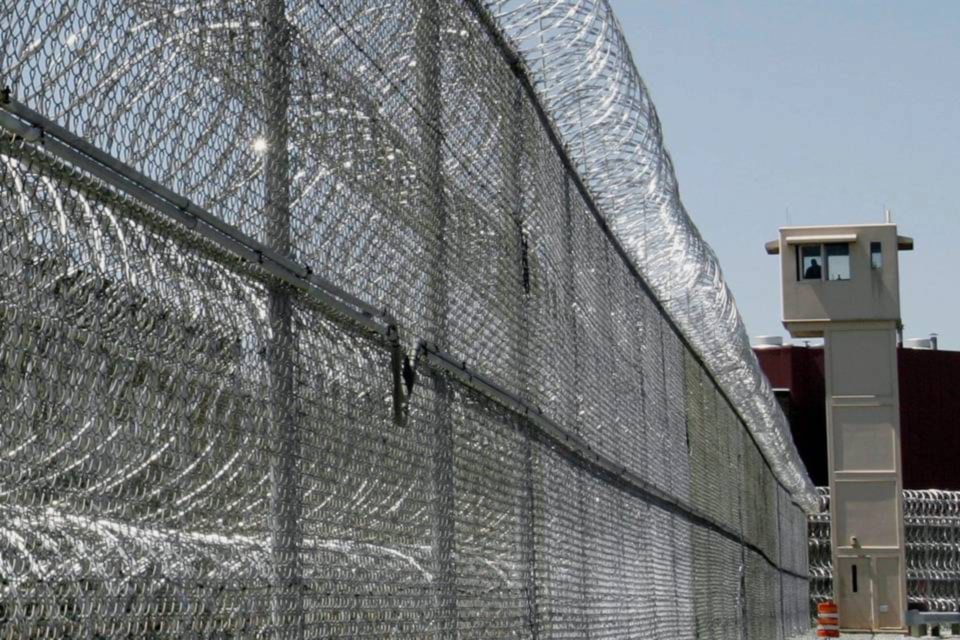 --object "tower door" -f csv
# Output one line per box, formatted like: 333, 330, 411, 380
837, 556, 873, 630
